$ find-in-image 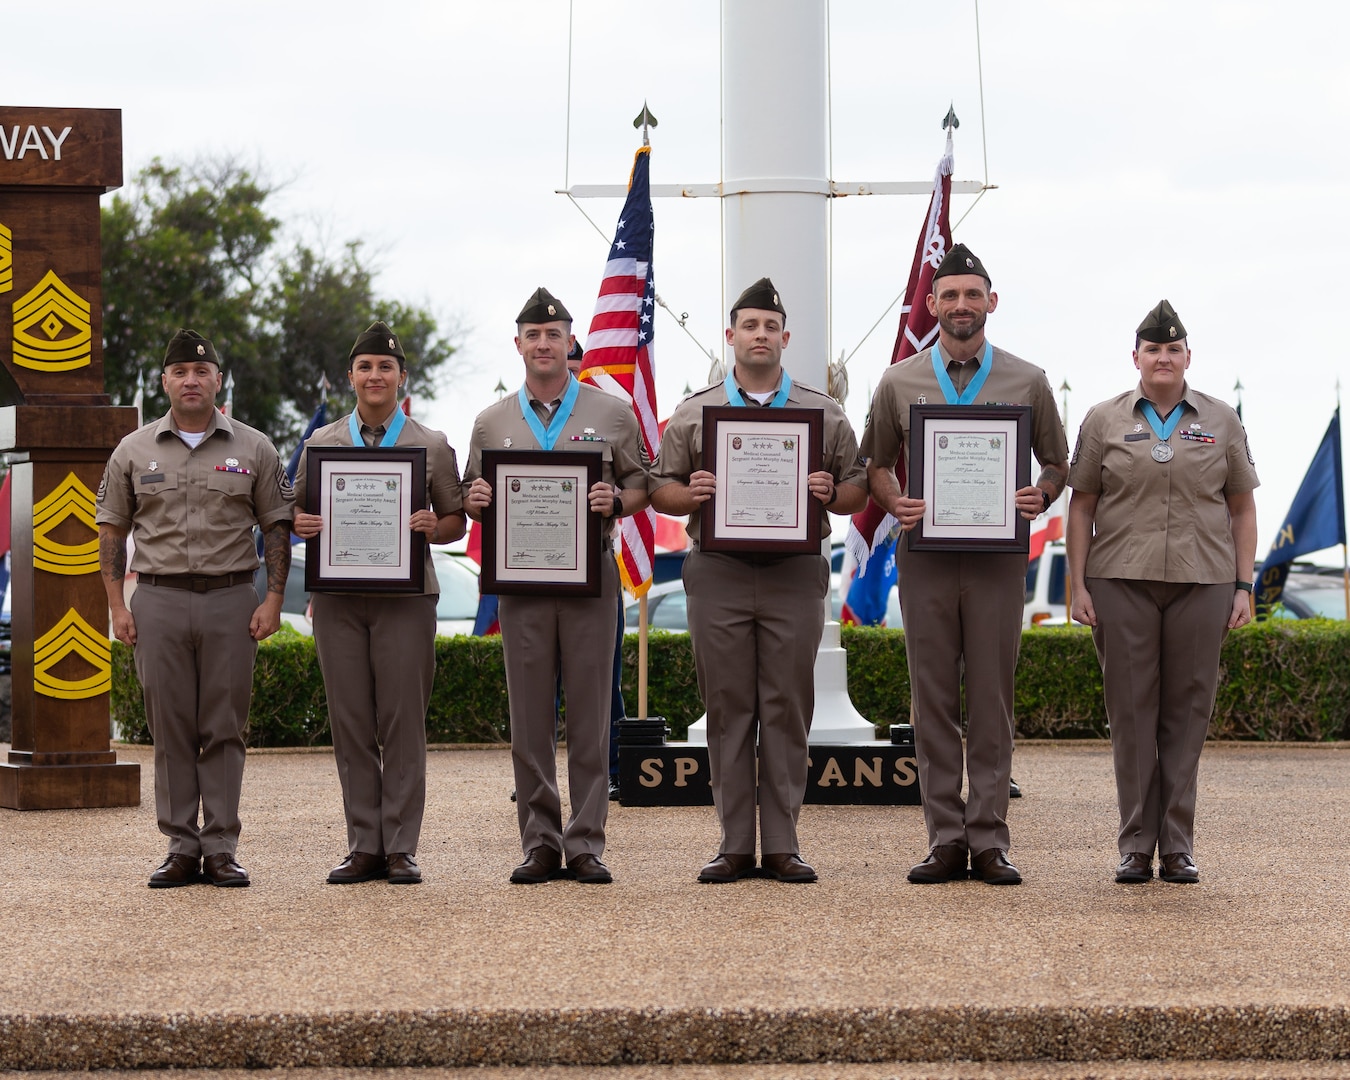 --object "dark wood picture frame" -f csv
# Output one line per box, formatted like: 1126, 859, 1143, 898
907, 404, 1032, 553
304, 445, 427, 593
481, 449, 603, 597
699, 405, 825, 555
